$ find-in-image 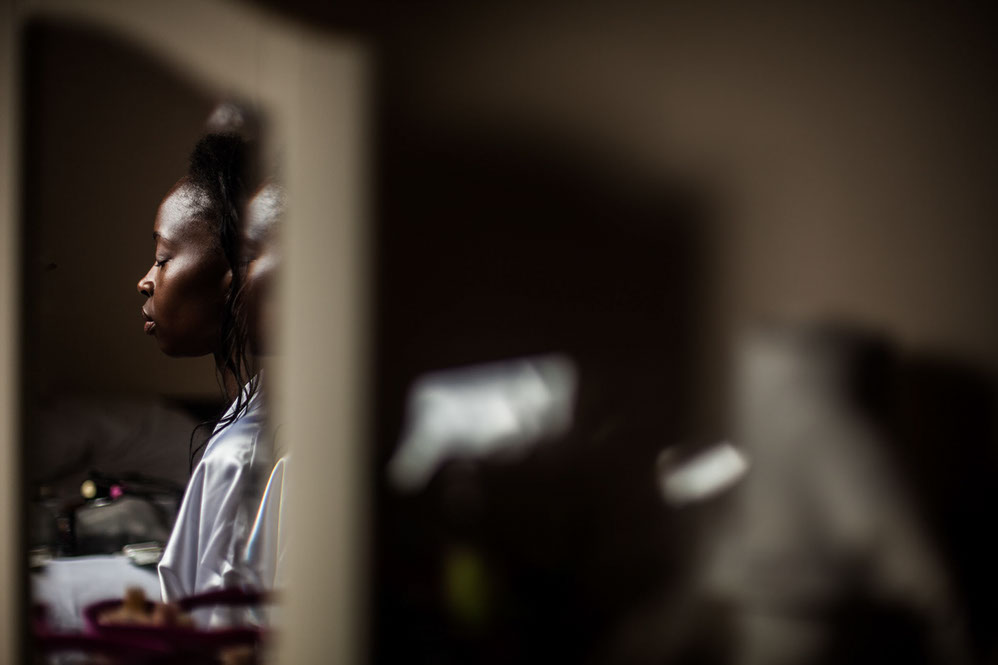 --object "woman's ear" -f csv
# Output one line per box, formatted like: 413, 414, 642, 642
222, 267, 233, 293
